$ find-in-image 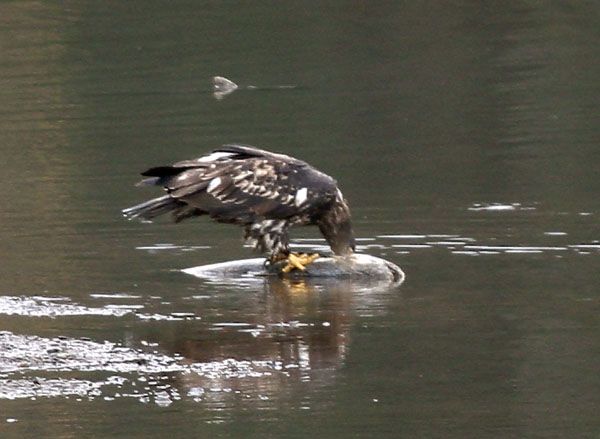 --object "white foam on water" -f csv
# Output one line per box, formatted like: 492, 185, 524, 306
468, 202, 536, 212
376, 235, 427, 239
0, 296, 199, 321
464, 245, 568, 252
427, 234, 460, 238
469, 204, 516, 211
426, 241, 467, 246
505, 249, 543, 254
105, 304, 144, 309
0, 296, 134, 318
357, 244, 387, 250
90, 293, 143, 299
0, 332, 301, 406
